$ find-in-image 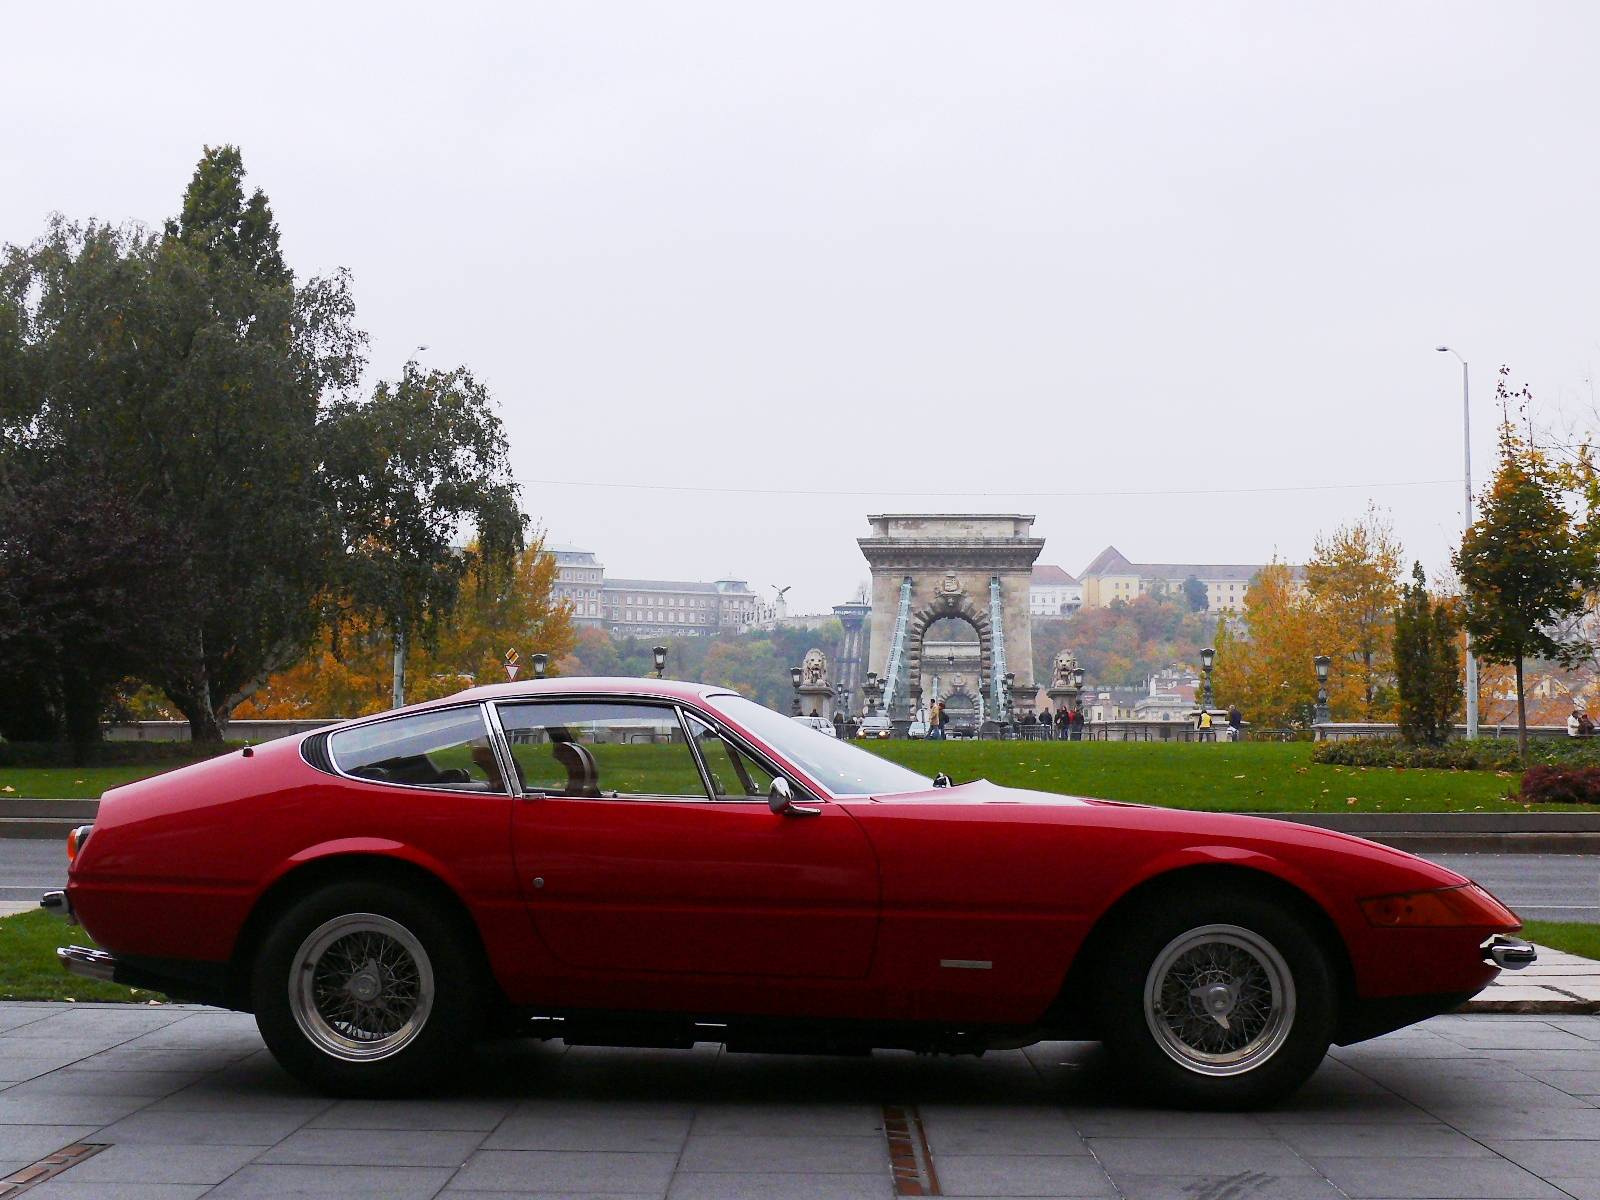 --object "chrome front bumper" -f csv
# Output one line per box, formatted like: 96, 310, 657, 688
1482, 933, 1537, 970
57, 945, 116, 982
